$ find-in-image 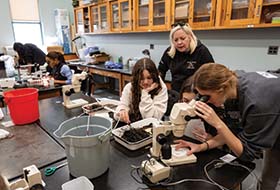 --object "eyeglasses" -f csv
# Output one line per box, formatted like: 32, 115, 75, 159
171, 22, 189, 28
